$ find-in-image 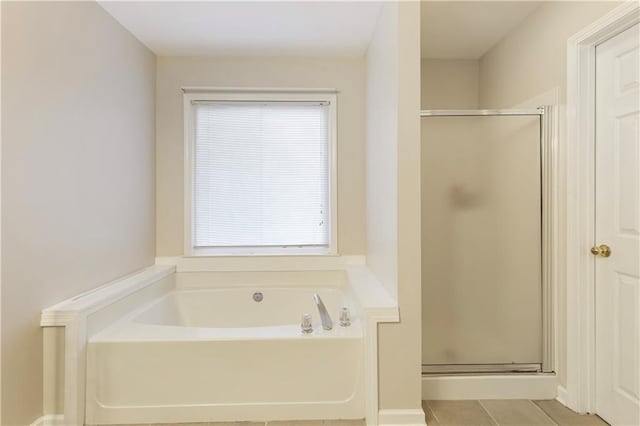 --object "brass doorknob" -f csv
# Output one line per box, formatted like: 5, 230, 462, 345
591, 244, 611, 257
